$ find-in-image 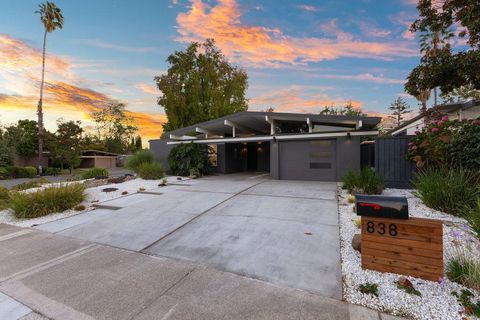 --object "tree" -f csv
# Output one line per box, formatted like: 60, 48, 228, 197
405, 0, 480, 99
319, 103, 366, 116
47, 120, 83, 172
35, 1, 64, 173
92, 102, 138, 154
388, 97, 412, 127
135, 136, 142, 151
155, 39, 248, 132
441, 85, 480, 103
4, 120, 39, 157
0, 127, 14, 166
